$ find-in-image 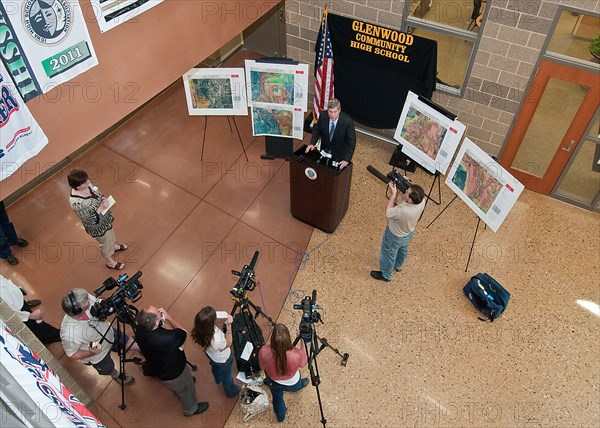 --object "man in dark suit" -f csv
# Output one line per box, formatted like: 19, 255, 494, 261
306, 98, 356, 169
